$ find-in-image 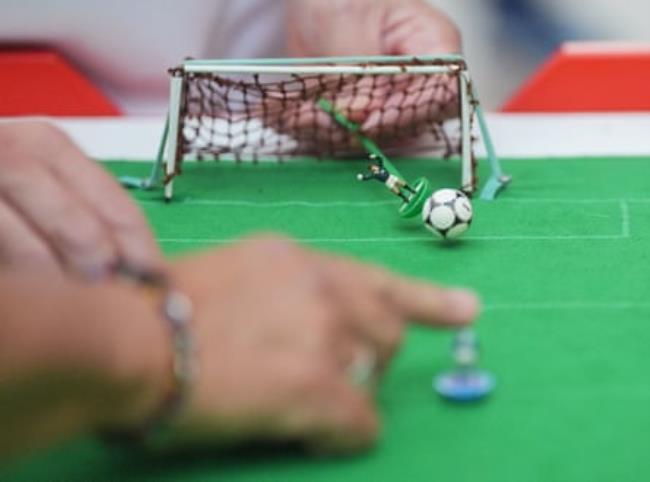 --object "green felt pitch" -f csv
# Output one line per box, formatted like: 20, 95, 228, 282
4, 156, 650, 482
